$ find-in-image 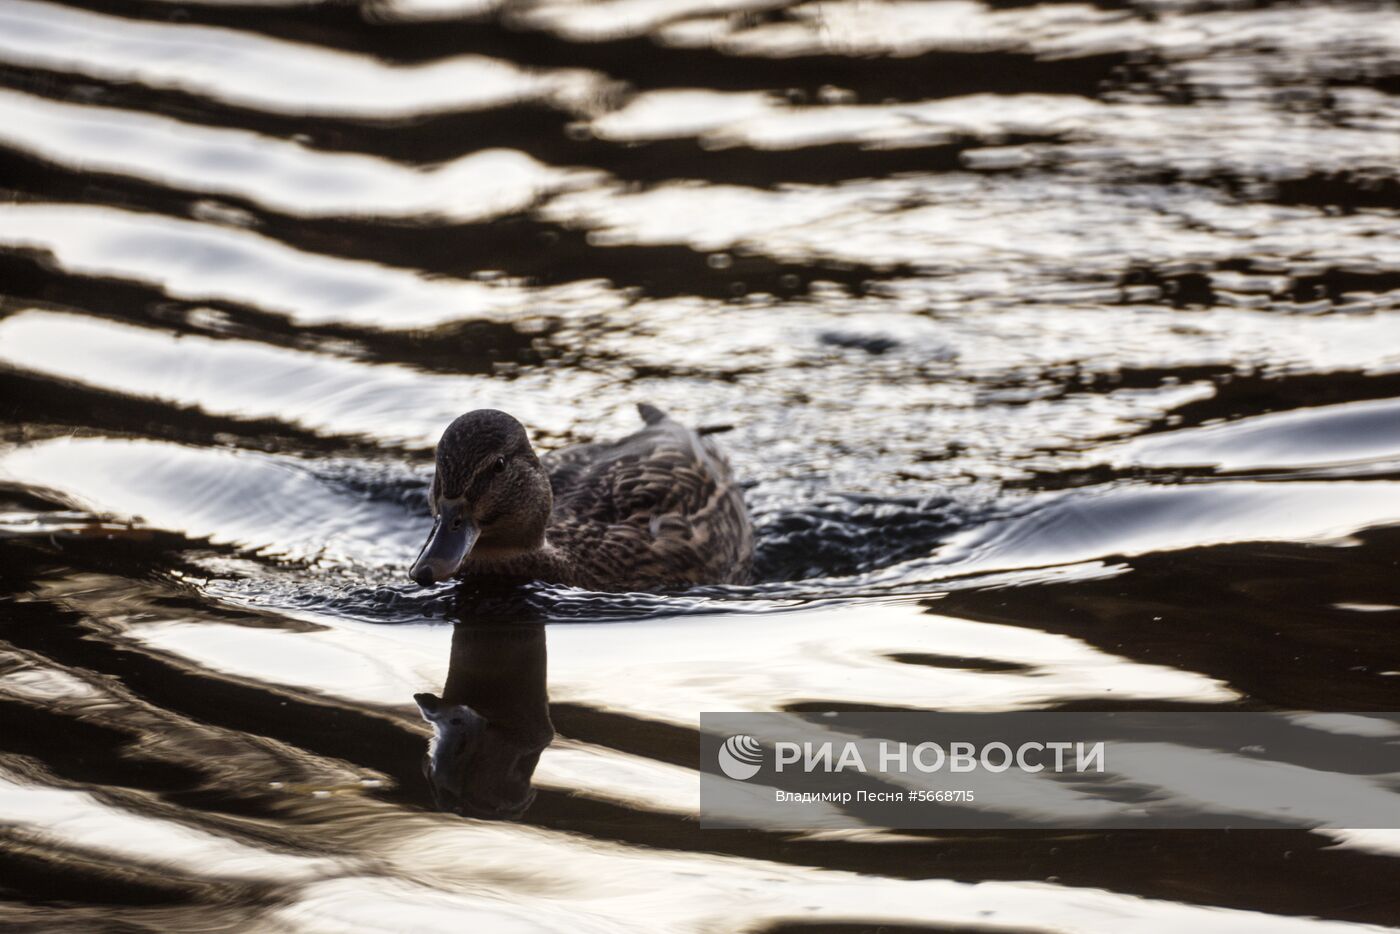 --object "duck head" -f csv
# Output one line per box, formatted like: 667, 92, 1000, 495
410, 410, 553, 587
